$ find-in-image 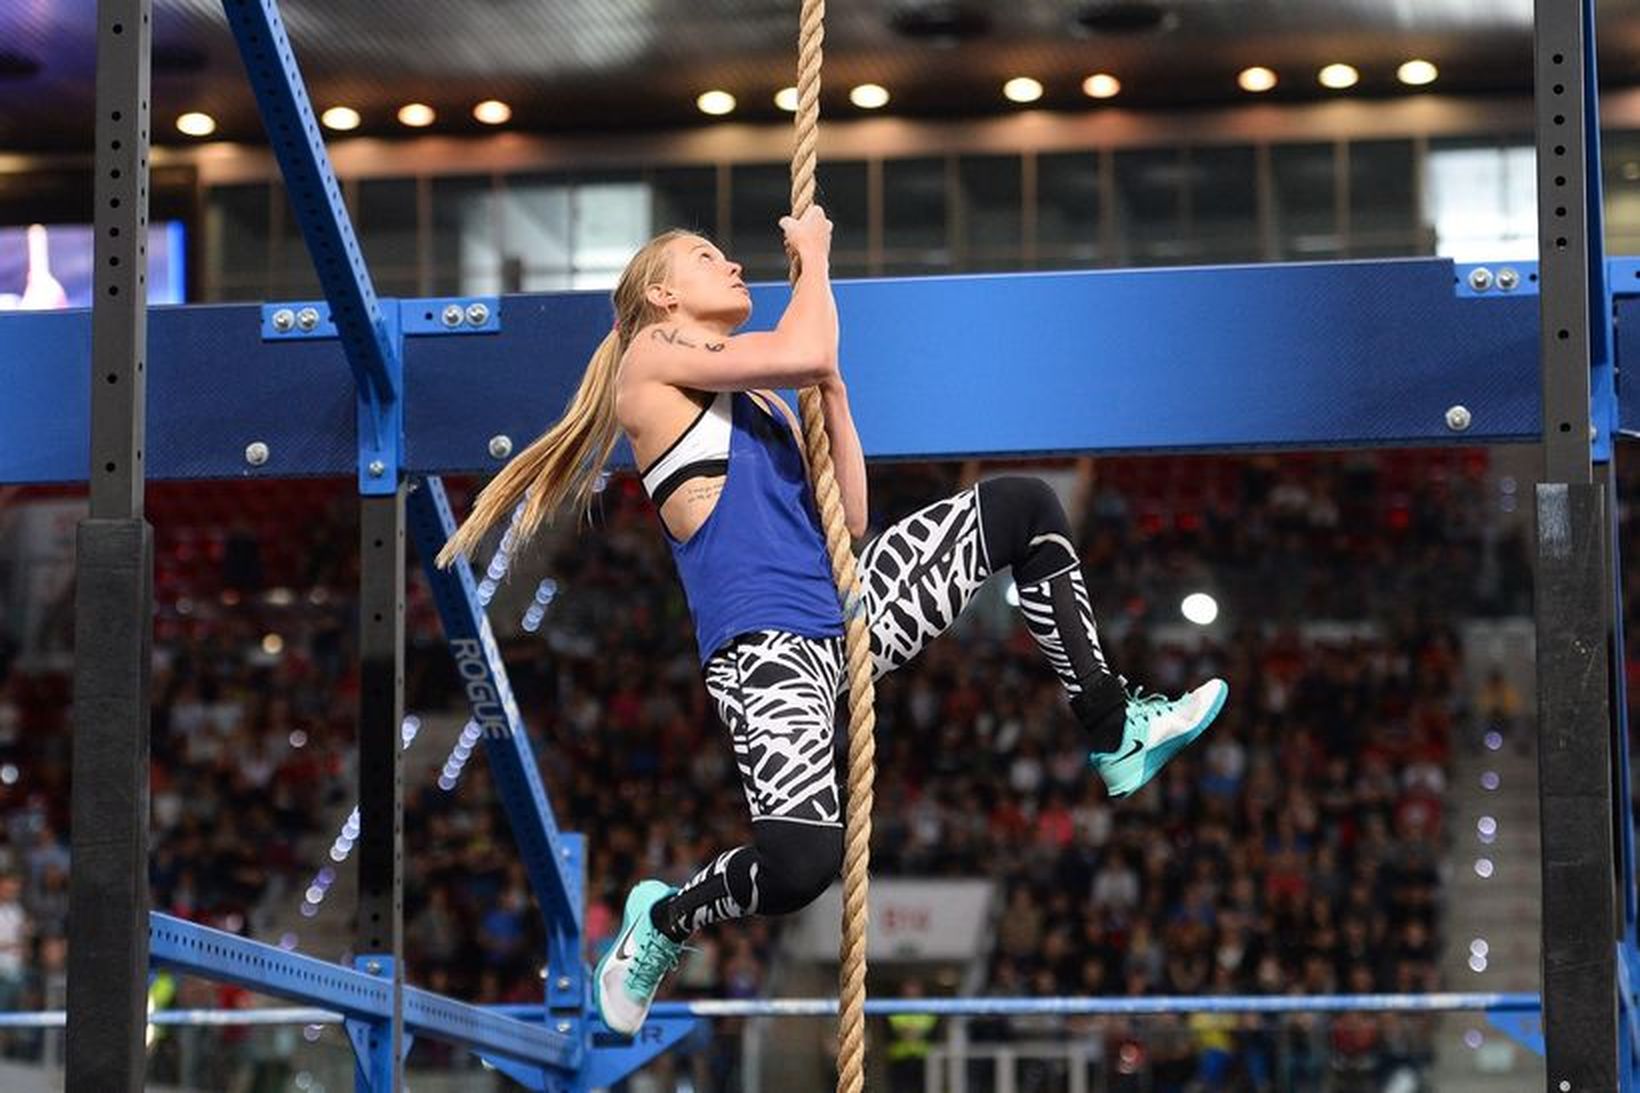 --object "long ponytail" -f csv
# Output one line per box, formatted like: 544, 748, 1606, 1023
435, 228, 693, 570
